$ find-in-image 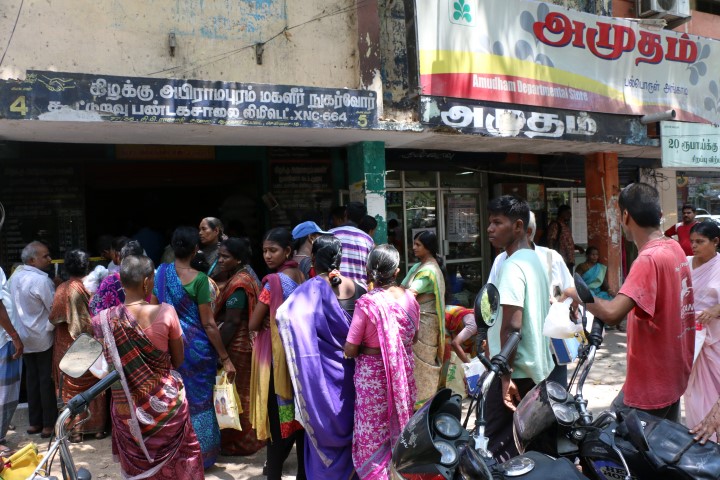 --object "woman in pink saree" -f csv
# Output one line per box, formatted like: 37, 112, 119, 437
684, 221, 720, 443
344, 244, 420, 479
